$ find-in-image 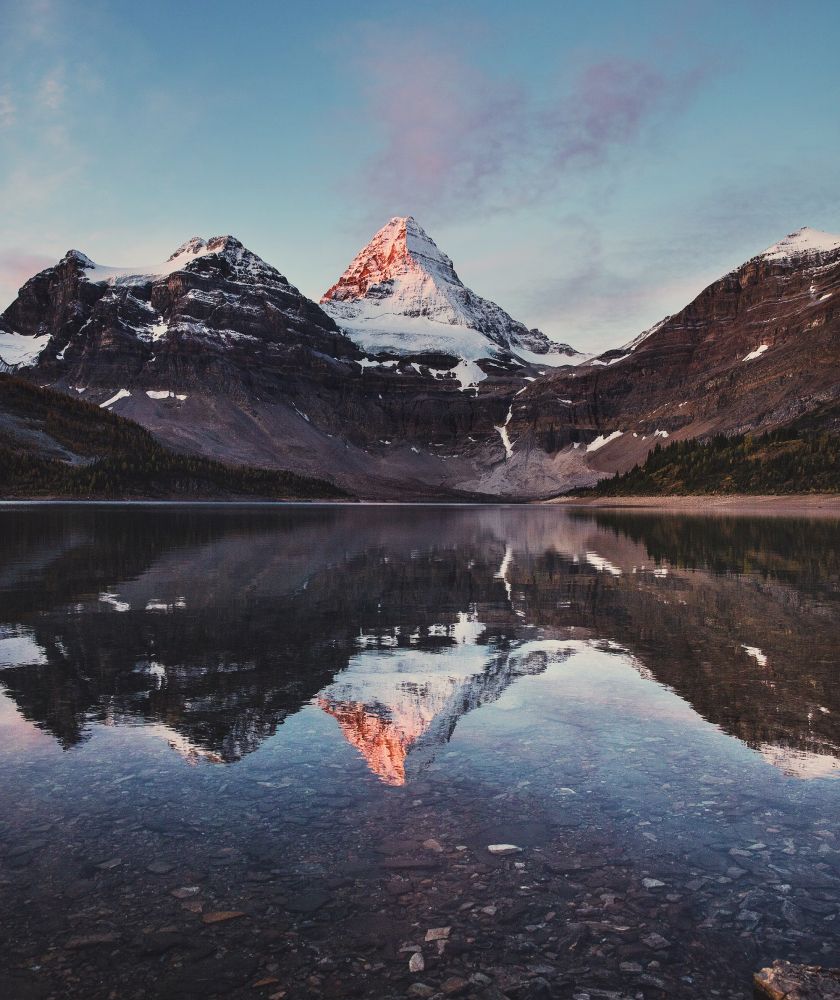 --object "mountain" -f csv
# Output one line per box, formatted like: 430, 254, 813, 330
0, 232, 533, 499
497, 226, 840, 493
4, 505, 838, 777
0, 233, 356, 379
1, 223, 838, 500
0, 373, 348, 499
321, 216, 587, 367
